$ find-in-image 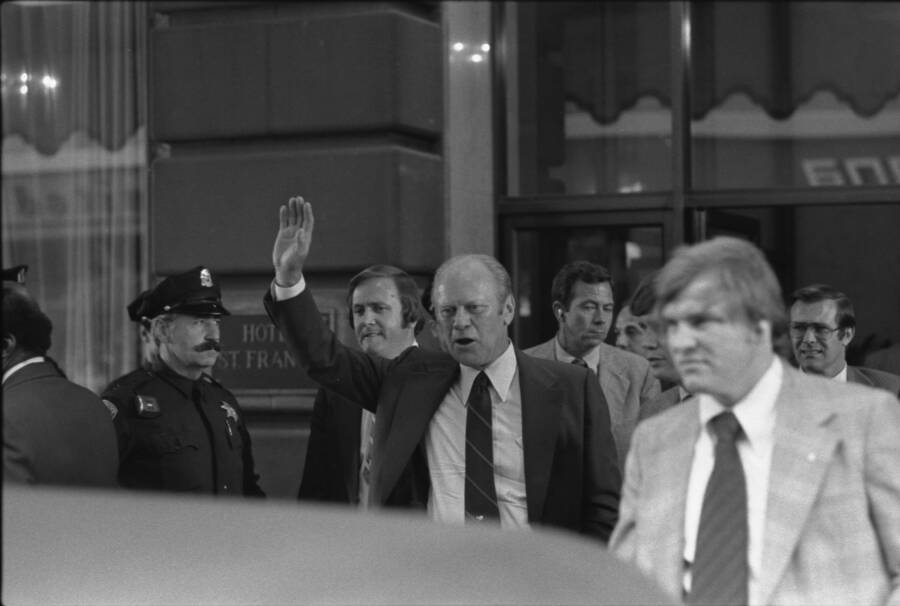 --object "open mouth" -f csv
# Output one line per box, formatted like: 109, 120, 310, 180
195, 341, 221, 352
454, 338, 475, 346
